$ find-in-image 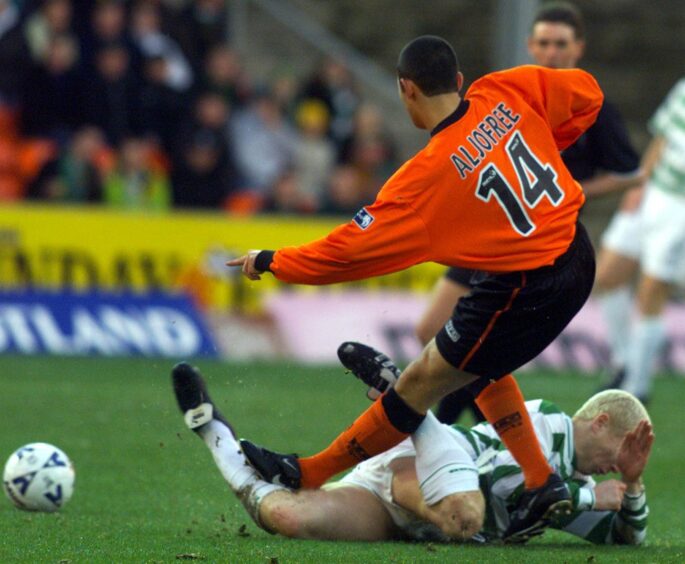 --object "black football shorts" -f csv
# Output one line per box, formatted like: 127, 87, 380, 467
444, 266, 479, 287
435, 222, 595, 392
